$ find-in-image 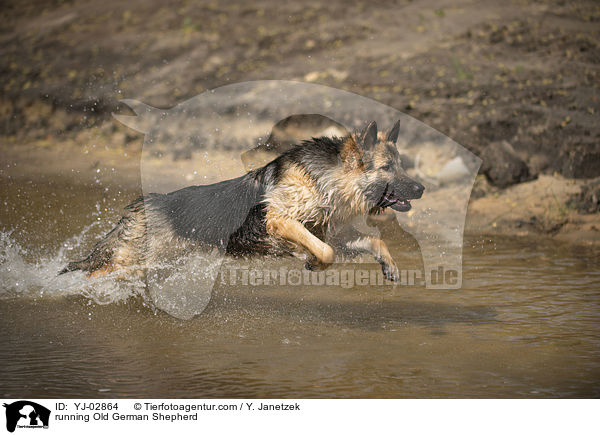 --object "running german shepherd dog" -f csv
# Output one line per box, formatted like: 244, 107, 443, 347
60, 120, 424, 281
